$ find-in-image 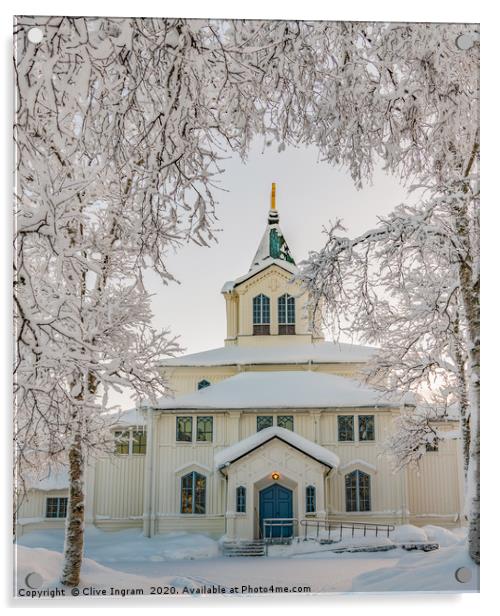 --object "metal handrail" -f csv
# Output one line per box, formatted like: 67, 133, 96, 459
300, 518, 395, 541
262, 517, 298, 541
